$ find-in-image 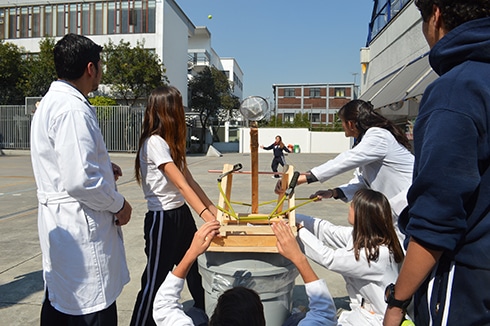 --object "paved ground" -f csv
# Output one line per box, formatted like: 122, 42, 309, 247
0, 149, 354, 325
